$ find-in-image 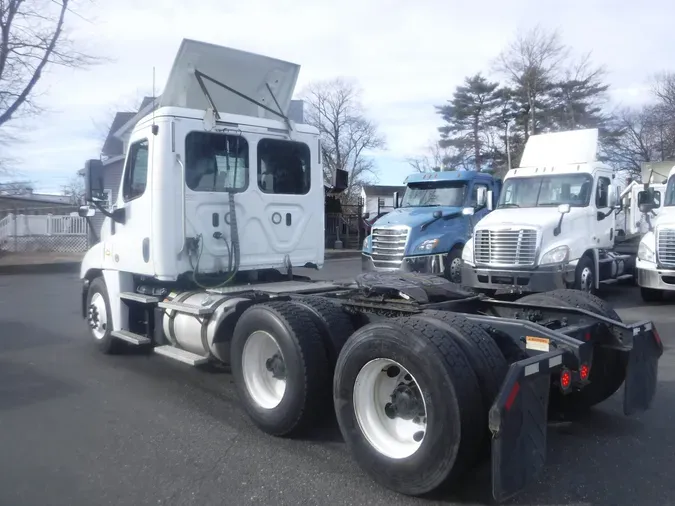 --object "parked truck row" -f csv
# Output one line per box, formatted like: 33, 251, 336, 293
77, 39, 663, 503
362, 129, 673, 302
